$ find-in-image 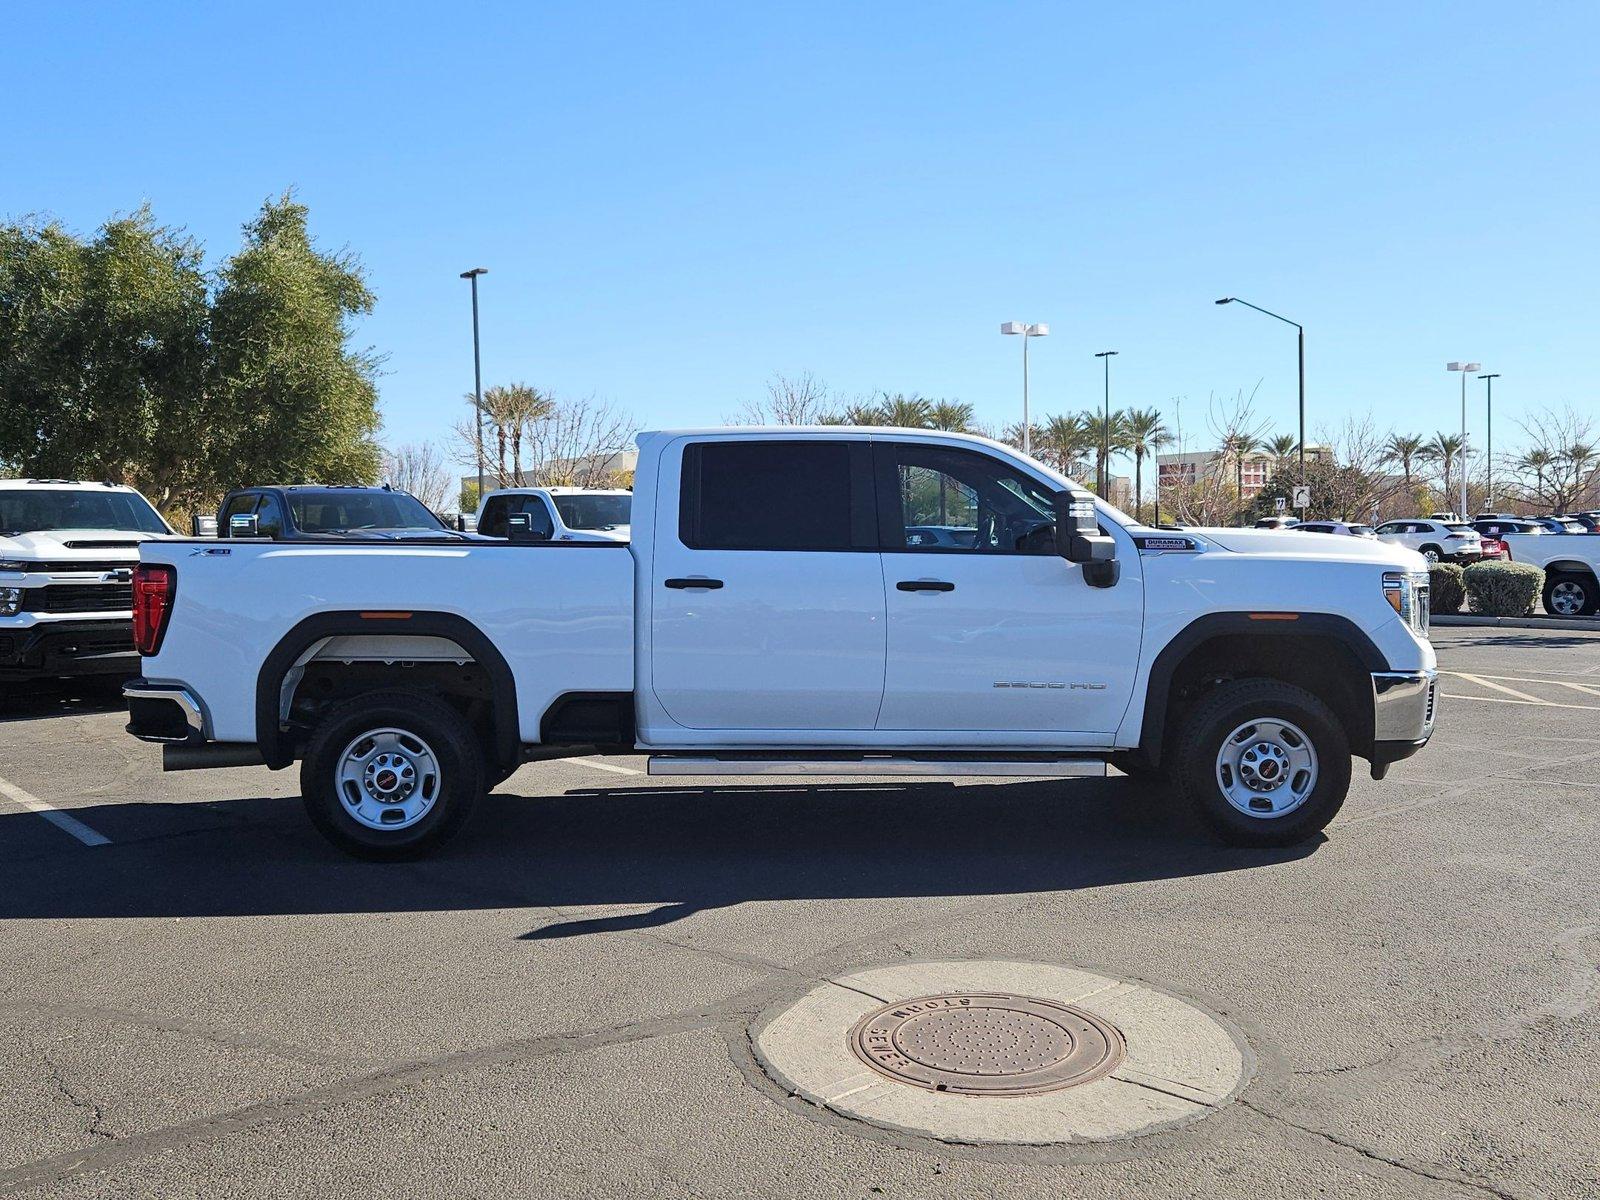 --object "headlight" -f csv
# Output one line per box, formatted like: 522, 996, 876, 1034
1383, 571, 1429, 637
0, 586, 22, 616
